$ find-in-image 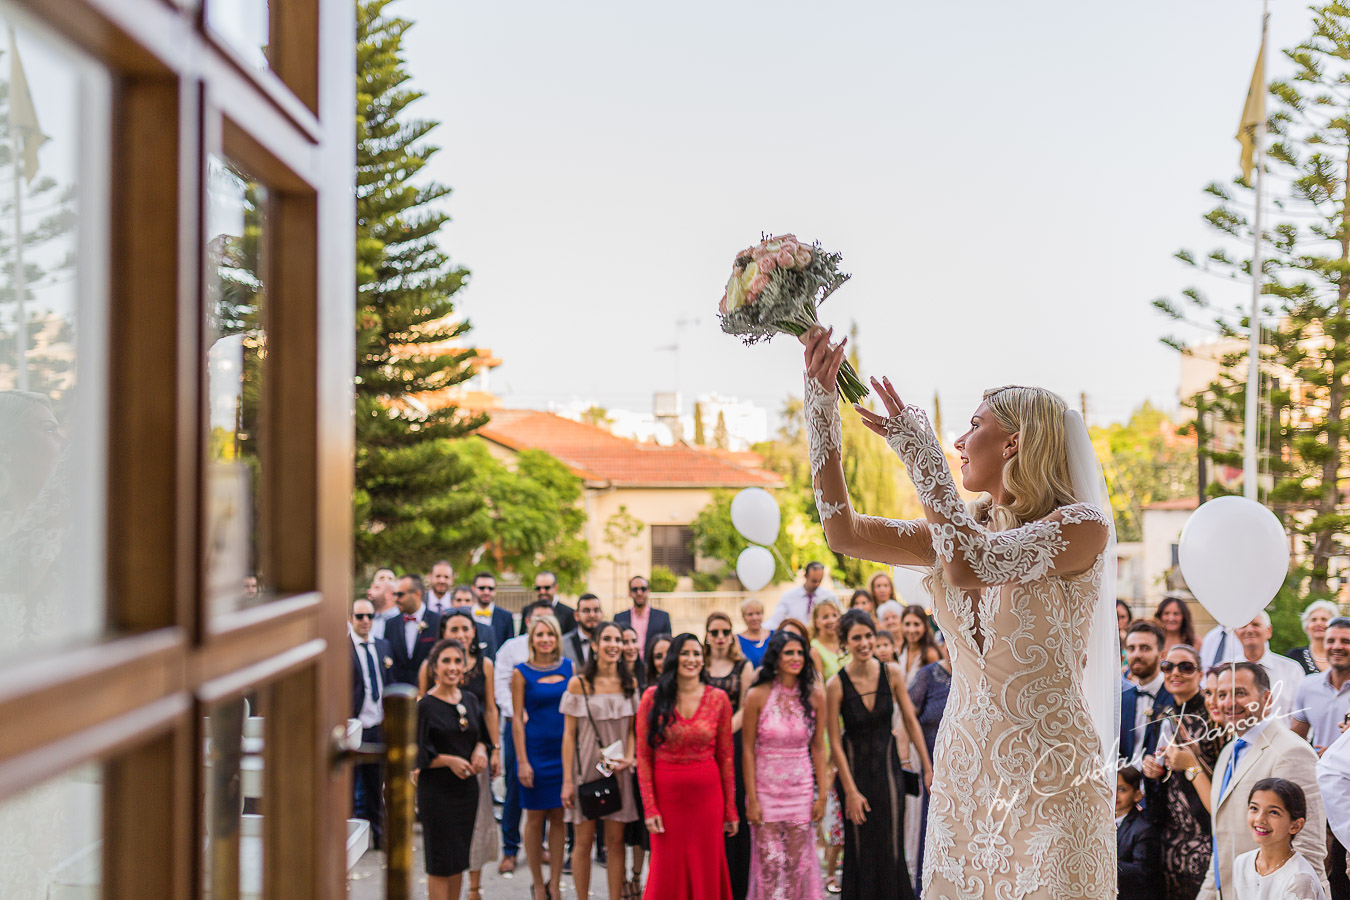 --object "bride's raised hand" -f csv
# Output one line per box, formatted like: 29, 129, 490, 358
802, 325, 846, 391
853, 376, 907, 437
